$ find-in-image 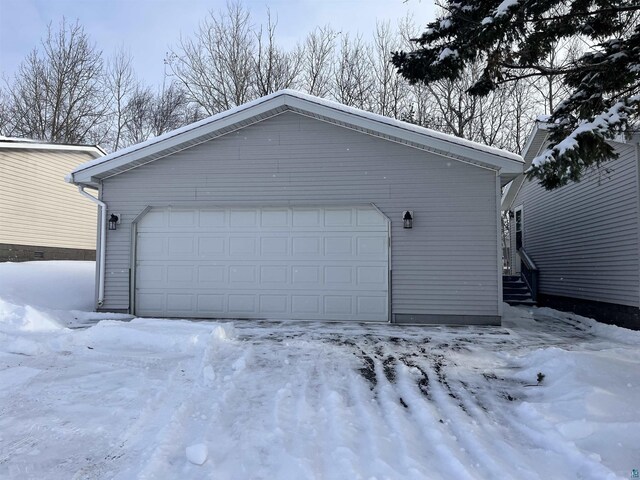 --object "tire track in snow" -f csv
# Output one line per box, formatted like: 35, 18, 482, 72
406, 359, 536, 480
380, 356, 479, 480
372, 355, 459, 480
446, 372, 549, 480
357, 336, 541, 479
344, 359, 400, 478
